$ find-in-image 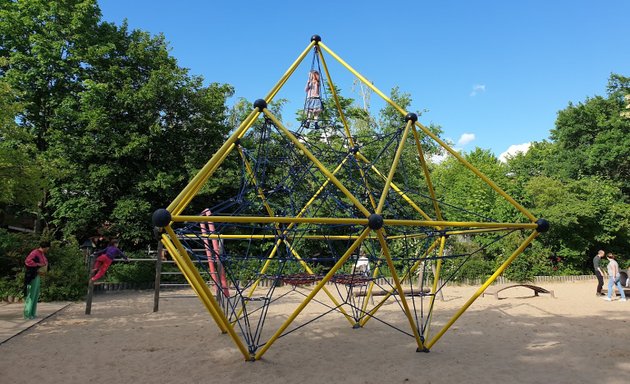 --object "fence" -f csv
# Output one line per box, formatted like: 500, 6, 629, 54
84, 247, 599, 315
